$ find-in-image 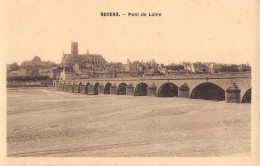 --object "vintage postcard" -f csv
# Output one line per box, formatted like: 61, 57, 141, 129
0, 0, 259, 166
